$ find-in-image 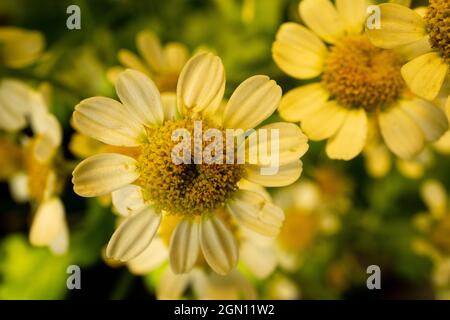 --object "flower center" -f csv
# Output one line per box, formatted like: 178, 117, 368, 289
425, 0, 450, 64
323, 35, 405, 111
137, 119, 242, 216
